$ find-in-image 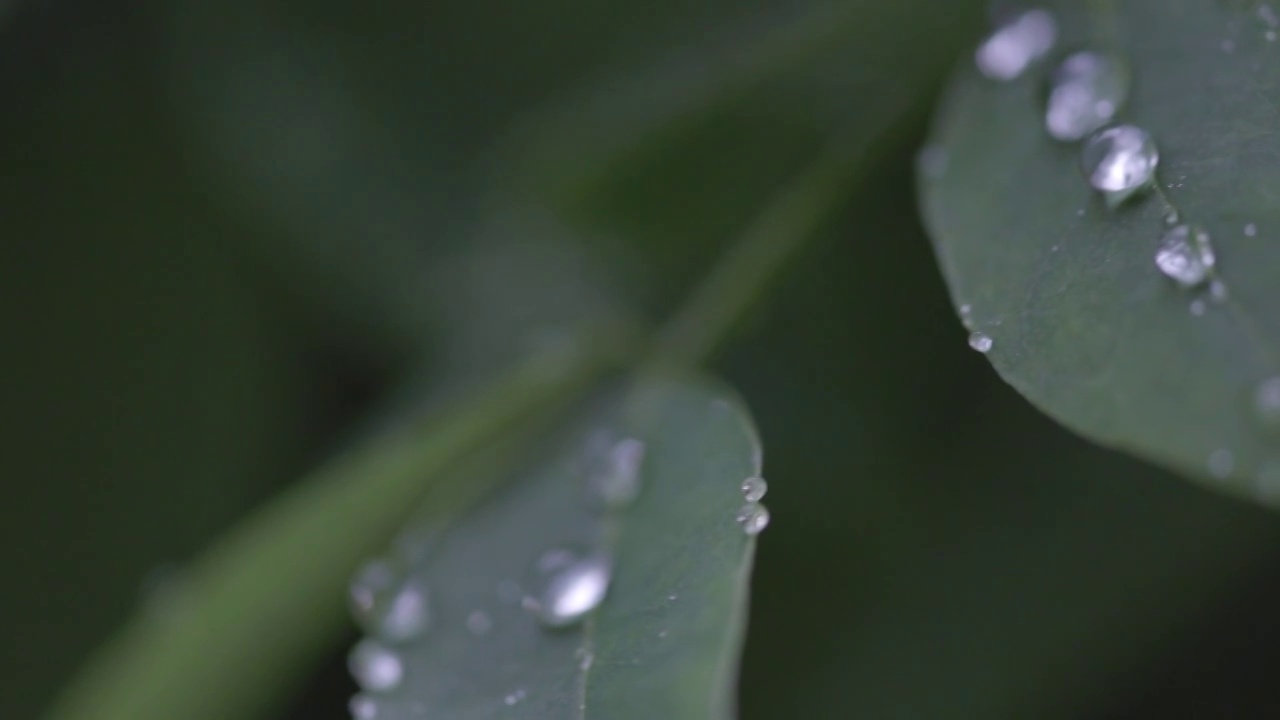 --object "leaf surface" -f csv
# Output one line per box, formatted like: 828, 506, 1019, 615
358, 376, 763, 719
921, 0, 1280, 496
